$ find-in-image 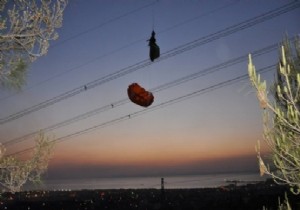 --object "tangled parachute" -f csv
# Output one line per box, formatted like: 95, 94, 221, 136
127, 83, 154, 107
